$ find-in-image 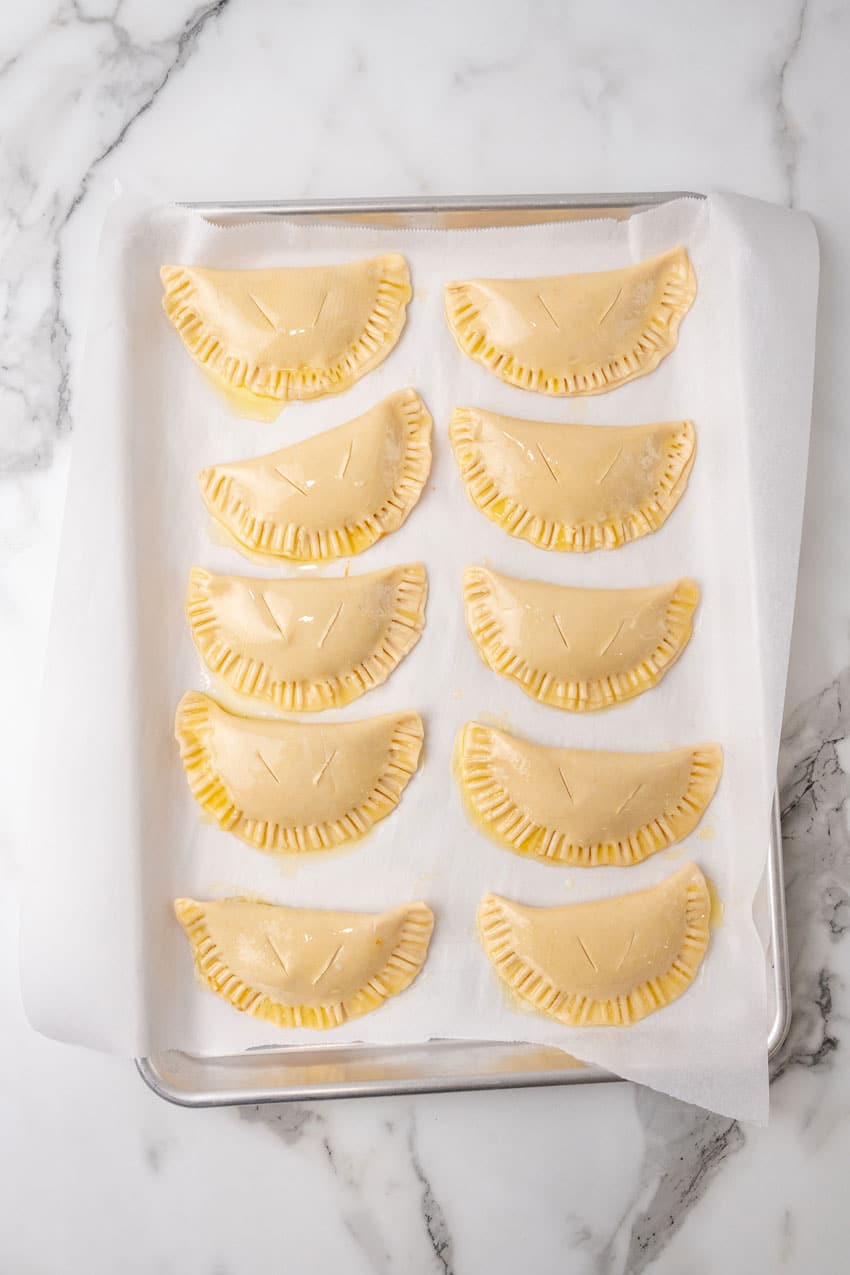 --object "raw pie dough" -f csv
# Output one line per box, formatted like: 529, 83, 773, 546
445, 246, 696, 396
175, 692, 423, 853
456, 723, 723, 866
175, 896, 434, 1029
463, 566, 699, 712
186, 562, 427, 712
449, 407, 696, 551
161, 254, 411, 415
478, 862, 710, 1026
198, 388, 432, 562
